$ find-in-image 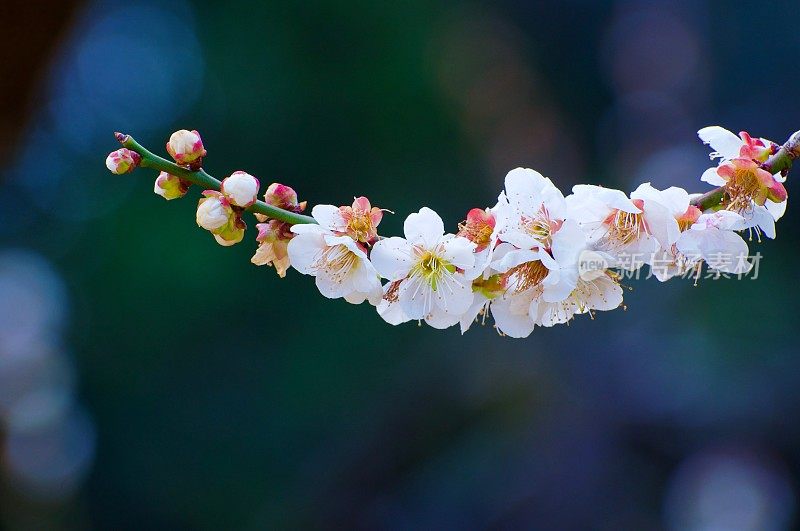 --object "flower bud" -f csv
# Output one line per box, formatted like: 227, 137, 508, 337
105, 148, 140, 174
166, 129, 206, 165
196, 191, 232, 232
221, 171, 260, 207
213, 218, 245, 246
154, 172, 189, 200
264, 183, 305, 211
